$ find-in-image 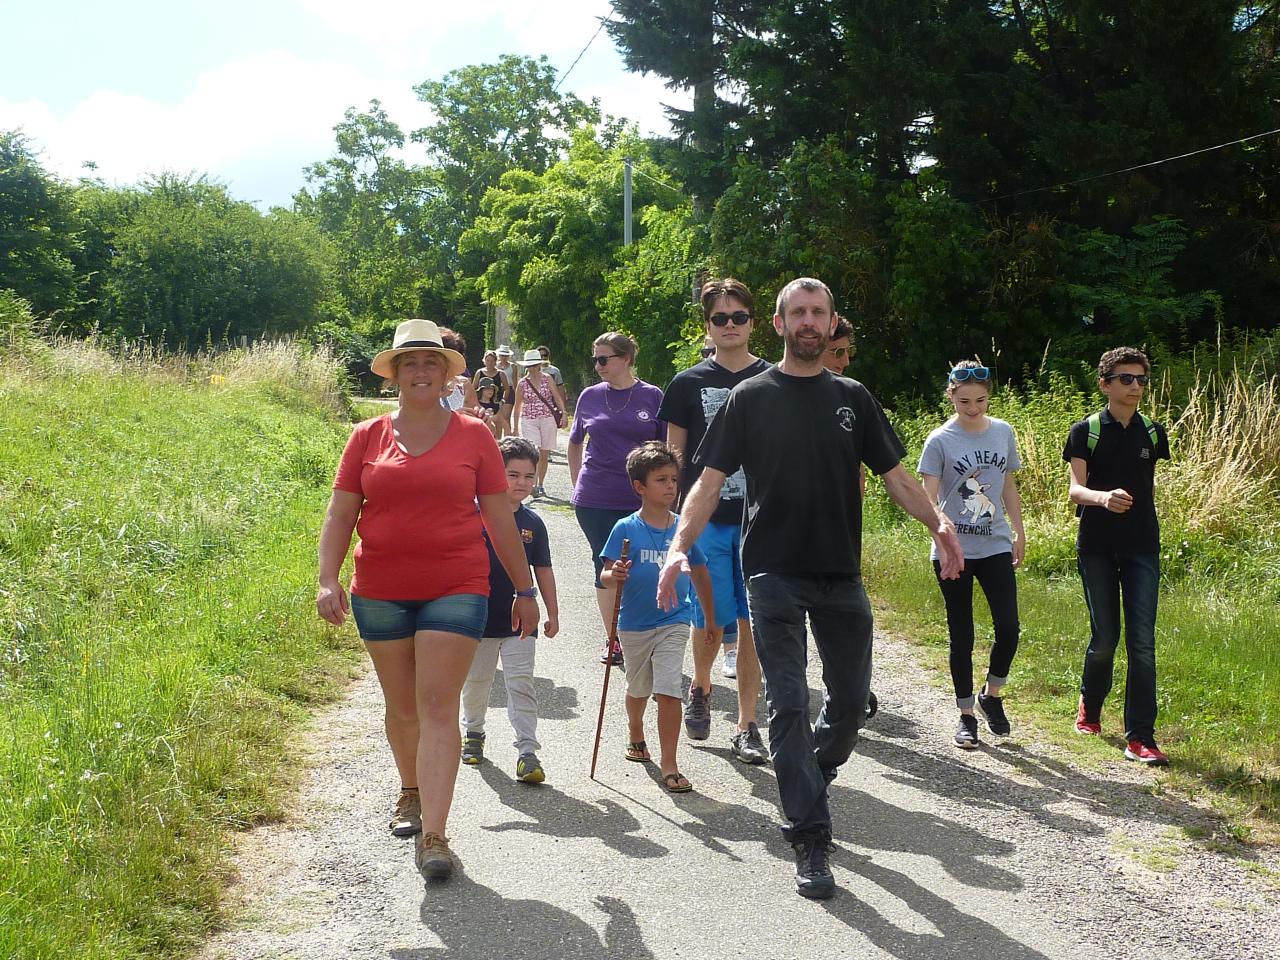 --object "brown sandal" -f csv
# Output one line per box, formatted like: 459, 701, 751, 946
625, 741, 651, 762
662, 772, 692, 793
